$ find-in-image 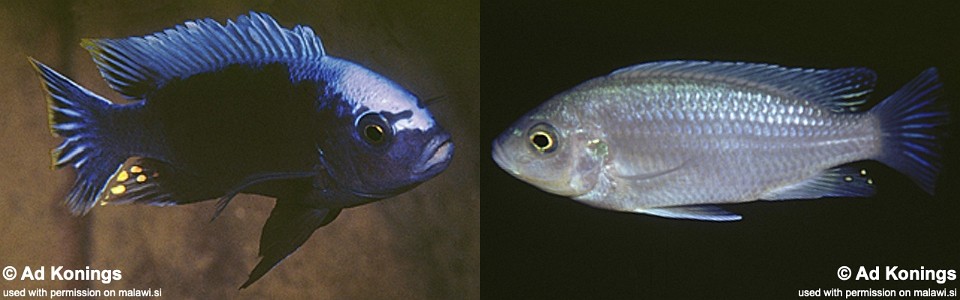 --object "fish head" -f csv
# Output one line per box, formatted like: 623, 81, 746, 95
316, 59, 454, 199
492, 100, 604, 197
